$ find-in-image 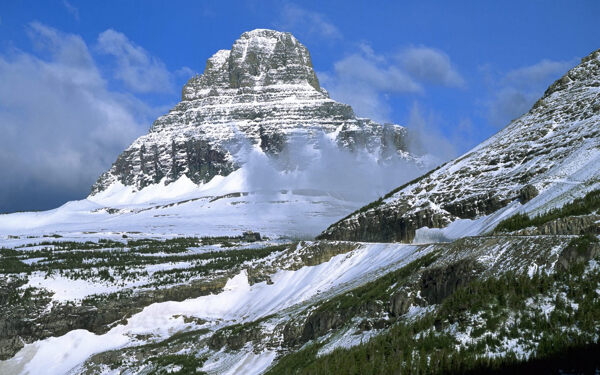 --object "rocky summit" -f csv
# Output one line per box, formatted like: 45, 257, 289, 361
319, 48, 600, 243
91, 29, 412, 194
